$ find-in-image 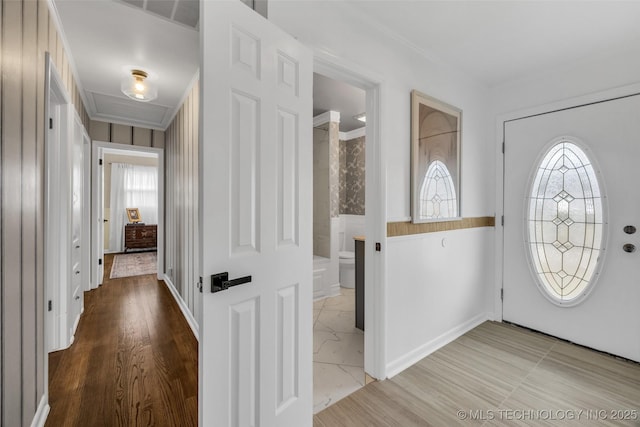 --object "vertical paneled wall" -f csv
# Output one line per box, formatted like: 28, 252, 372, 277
88, 120, 165, 148
165, 80, 200, 327
0, 0, 89, 425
